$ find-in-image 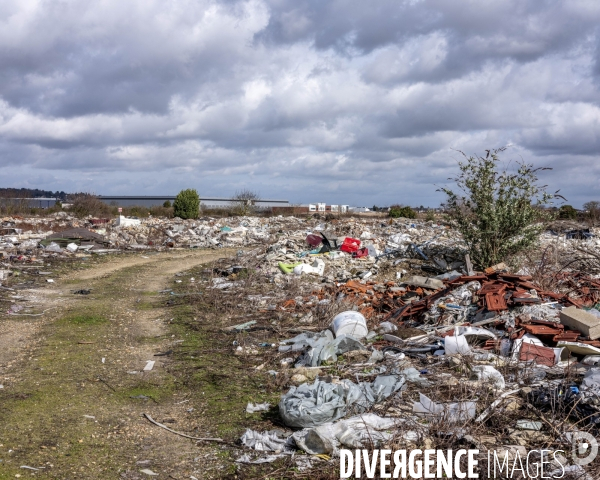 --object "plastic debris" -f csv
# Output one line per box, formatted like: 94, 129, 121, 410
292, 414, 403, 455
471, 365, 506, 390
330, 311, 368, 340
279, 375, 405, 428
239, 429, 294, 452
413, 393, 477, 423
246, 402, 271, 413
143, 361, 155, 371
